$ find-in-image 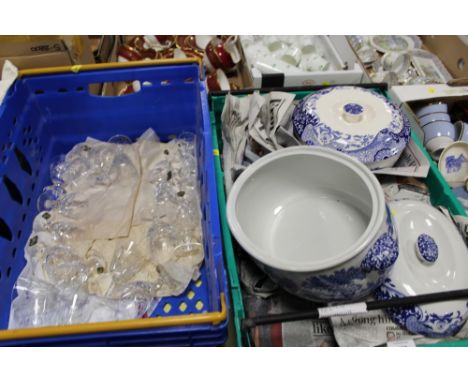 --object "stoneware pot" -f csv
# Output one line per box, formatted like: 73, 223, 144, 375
226, 146, 399, 302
